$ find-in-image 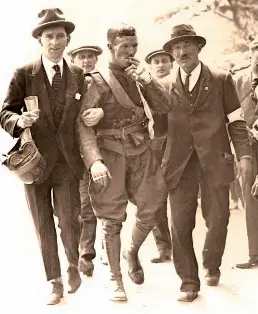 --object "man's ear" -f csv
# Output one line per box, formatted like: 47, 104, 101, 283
37, 36, 42, 46
66, 35, 71, 46
107, 43, 113, 51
